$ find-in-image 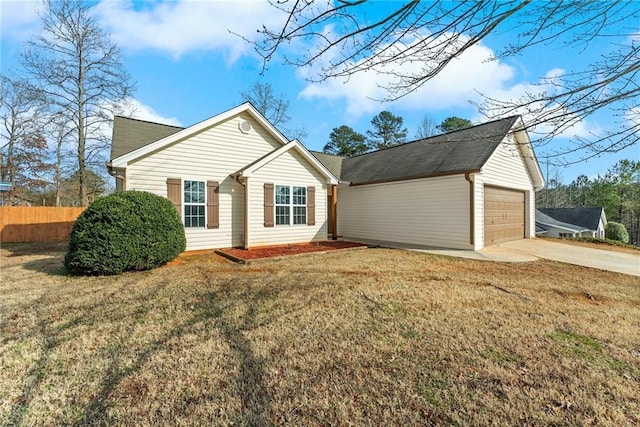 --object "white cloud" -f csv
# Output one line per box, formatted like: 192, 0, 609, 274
483, 68, 605, 141
0, 0, 42, 41
87, 98, 182, 153
296, 32, 606, 143
118, 98, 183, 126
1, 0, 287, 61
92, 0, 286, 61
298, 33, 516, 119
625, 106, 640, 126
